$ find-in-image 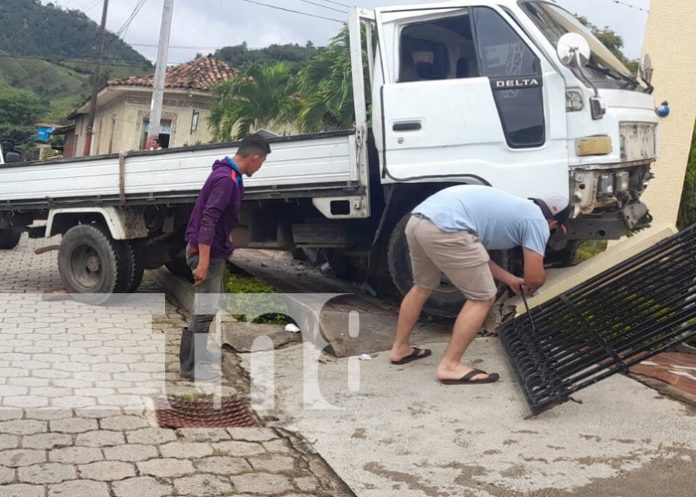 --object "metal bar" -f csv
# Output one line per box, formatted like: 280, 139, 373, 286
500, 223, 696, 415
